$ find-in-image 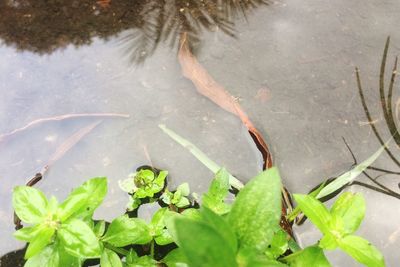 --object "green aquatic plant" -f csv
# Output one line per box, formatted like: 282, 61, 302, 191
12, 167, 385, 267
